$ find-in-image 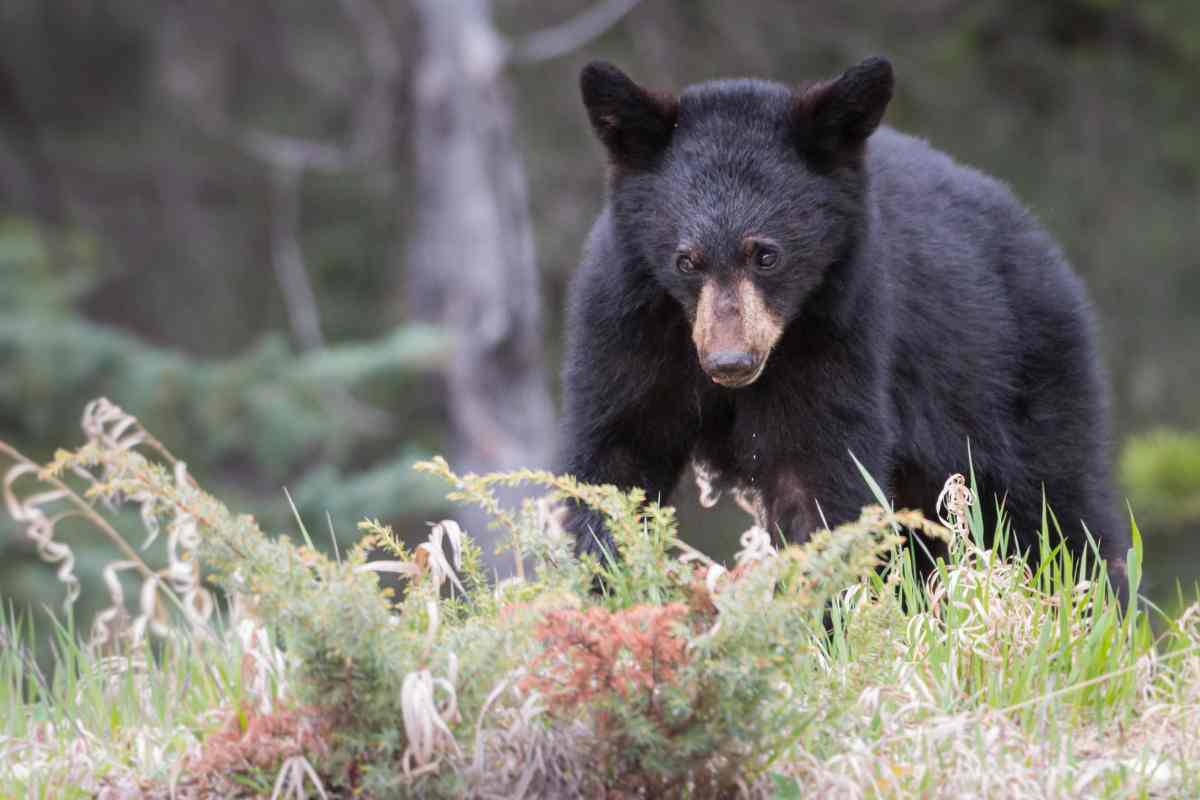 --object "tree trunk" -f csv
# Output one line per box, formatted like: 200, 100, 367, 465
407, 0, 555, 575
